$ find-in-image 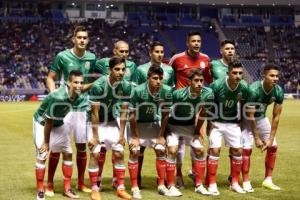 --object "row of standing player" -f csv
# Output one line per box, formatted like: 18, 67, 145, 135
33, 25, 284, 200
